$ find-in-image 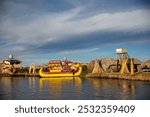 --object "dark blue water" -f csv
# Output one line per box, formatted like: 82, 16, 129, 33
0, 77, 150, 100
